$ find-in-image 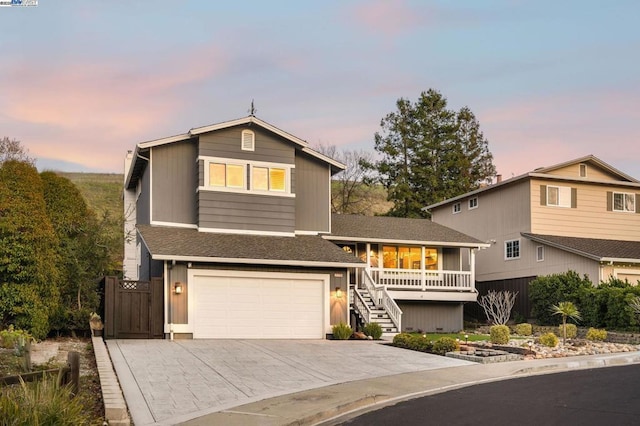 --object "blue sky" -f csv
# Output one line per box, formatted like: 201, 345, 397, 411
1, 0, 639, 178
